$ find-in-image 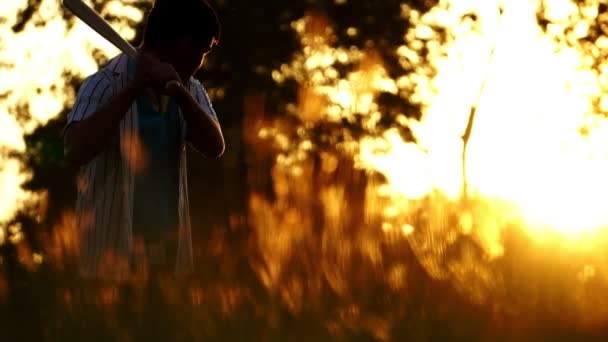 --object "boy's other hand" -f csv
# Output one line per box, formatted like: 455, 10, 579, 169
149, 63, 183, 96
